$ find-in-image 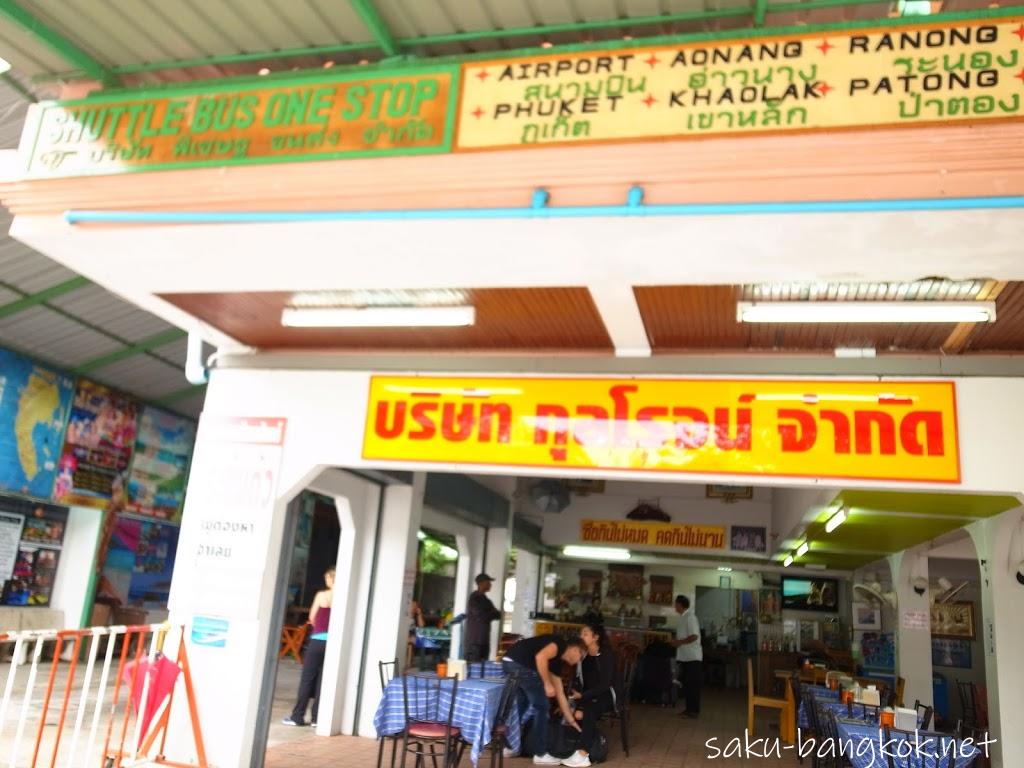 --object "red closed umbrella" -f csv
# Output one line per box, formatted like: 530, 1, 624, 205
122, 655, 181, 743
